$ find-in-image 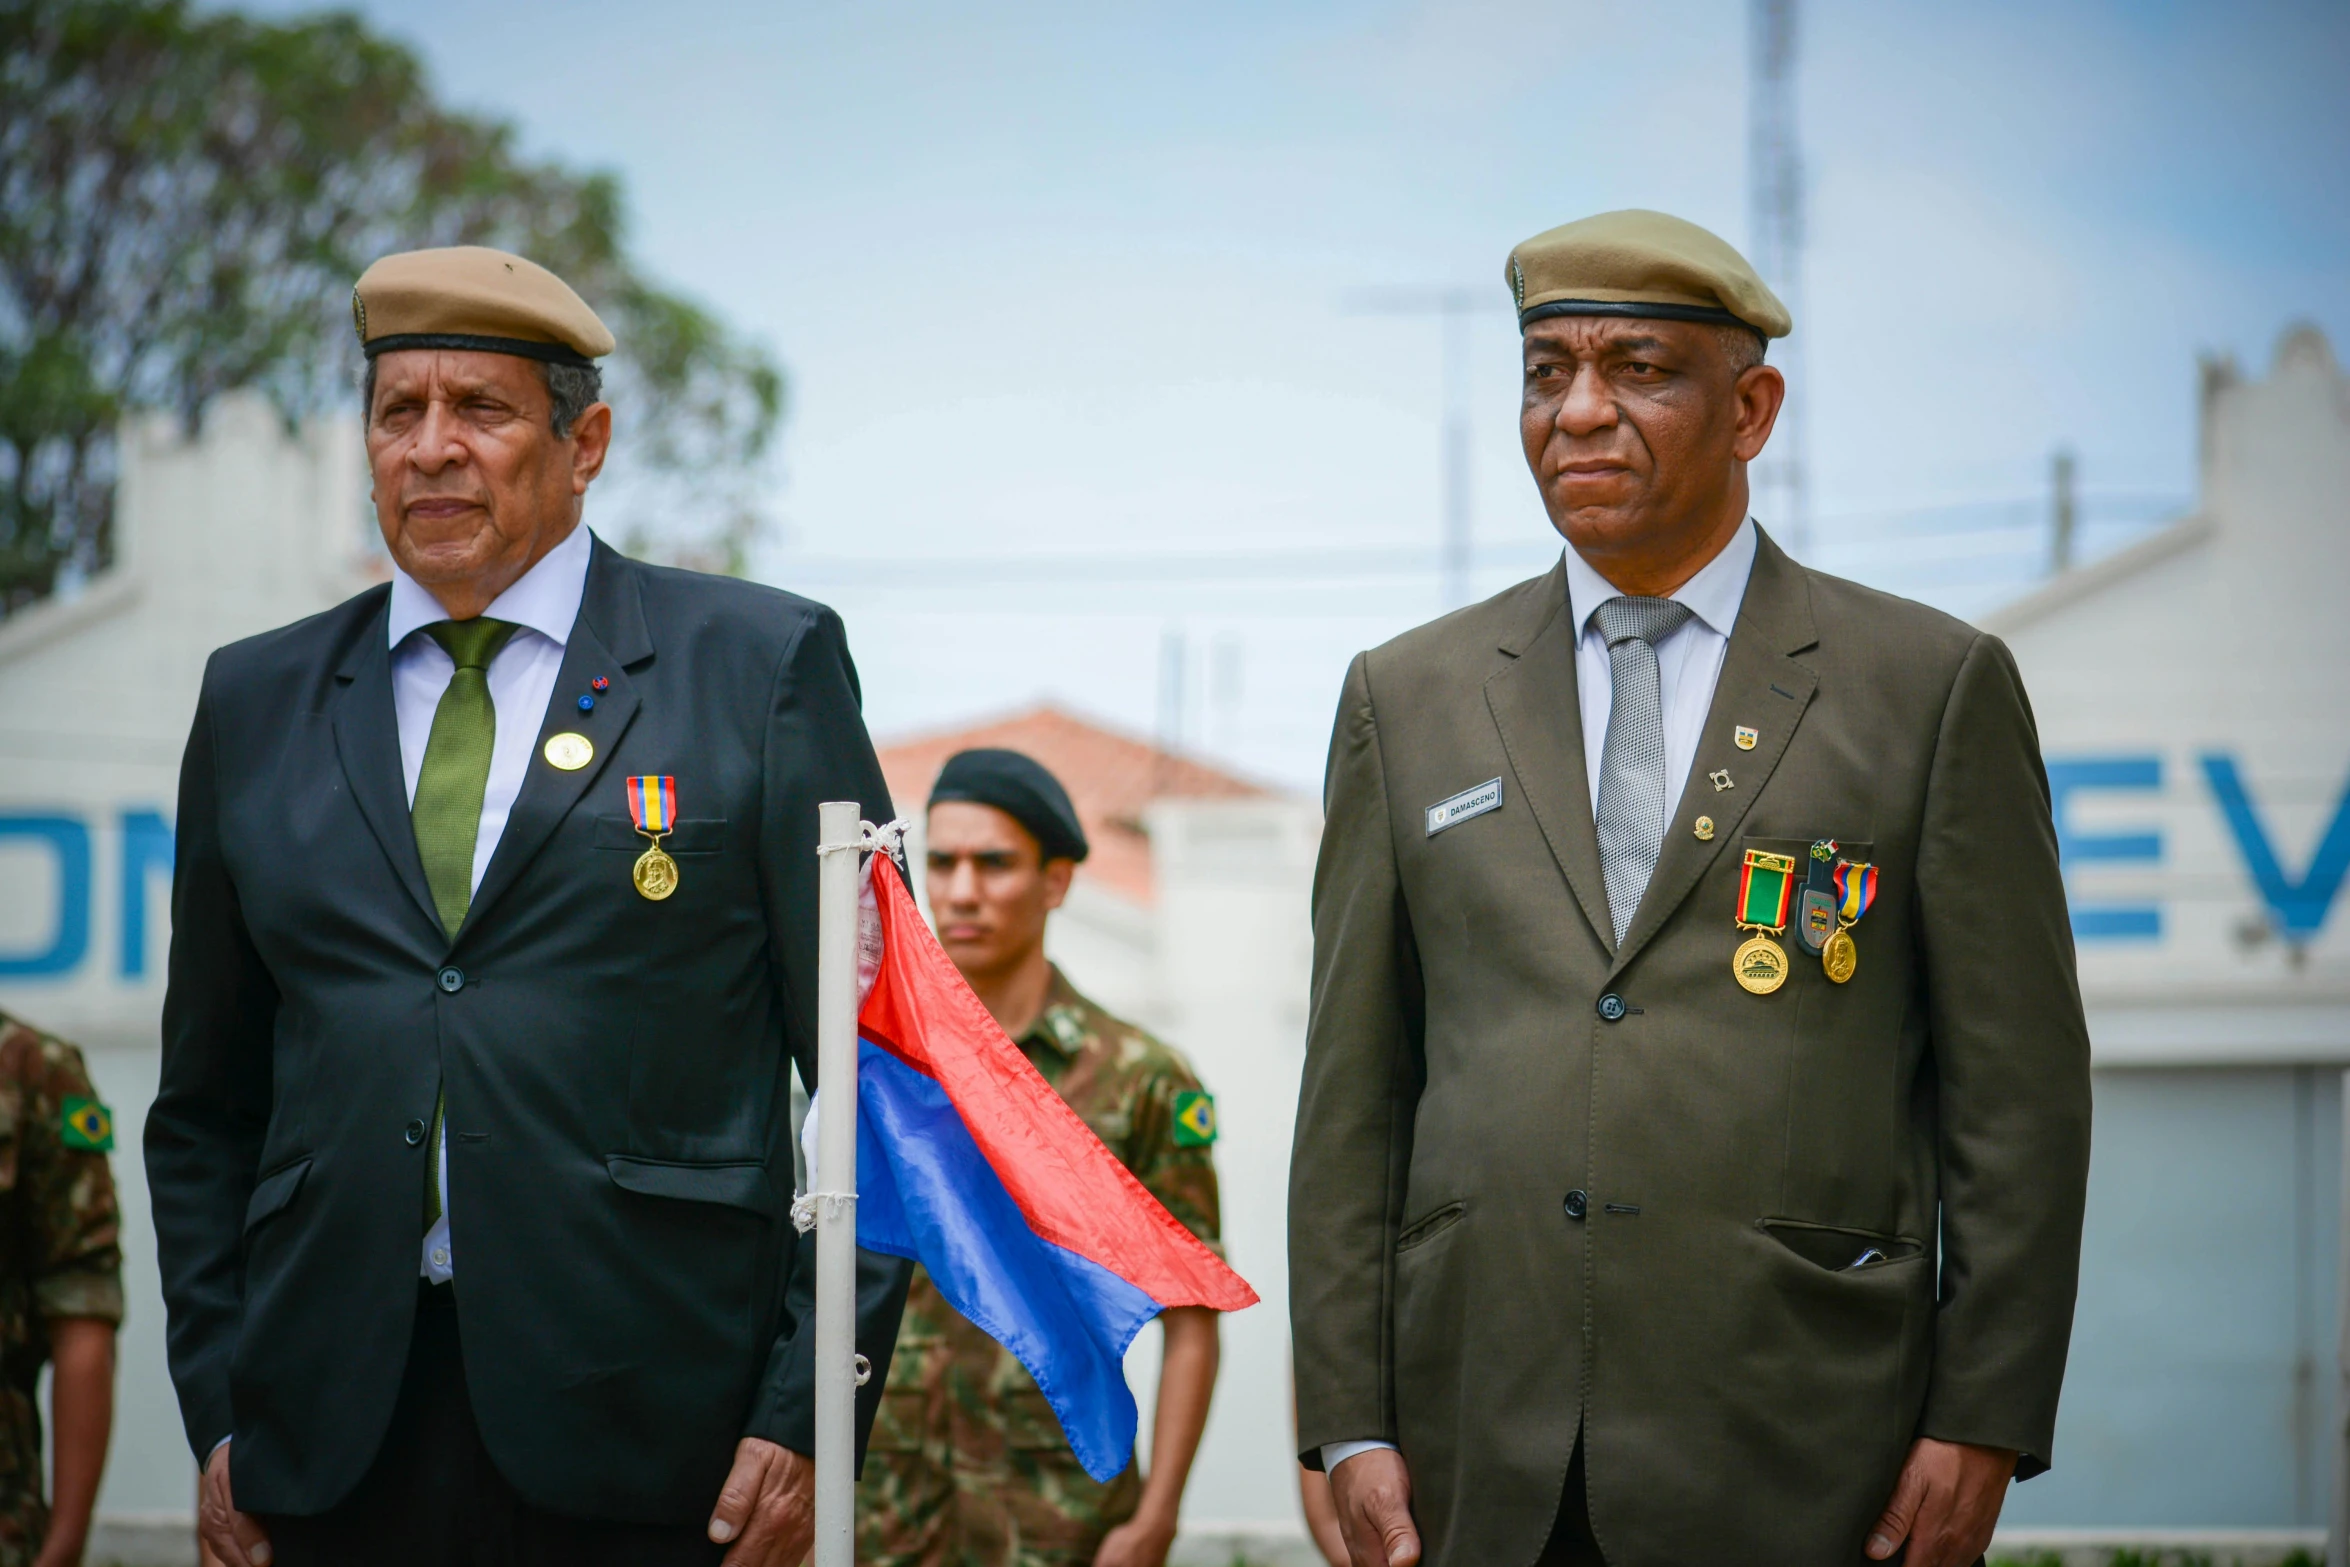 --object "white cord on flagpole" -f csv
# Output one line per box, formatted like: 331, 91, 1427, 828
812, 801, 864, 1567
